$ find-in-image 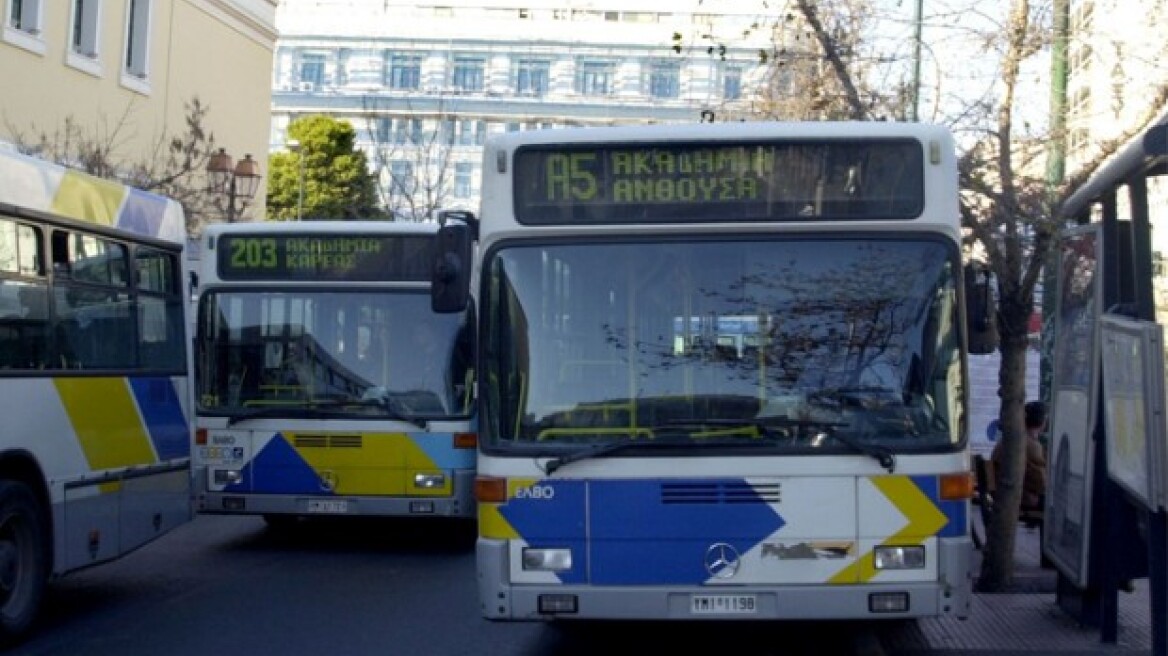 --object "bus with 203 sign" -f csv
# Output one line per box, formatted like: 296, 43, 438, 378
193, 220, 476, 536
